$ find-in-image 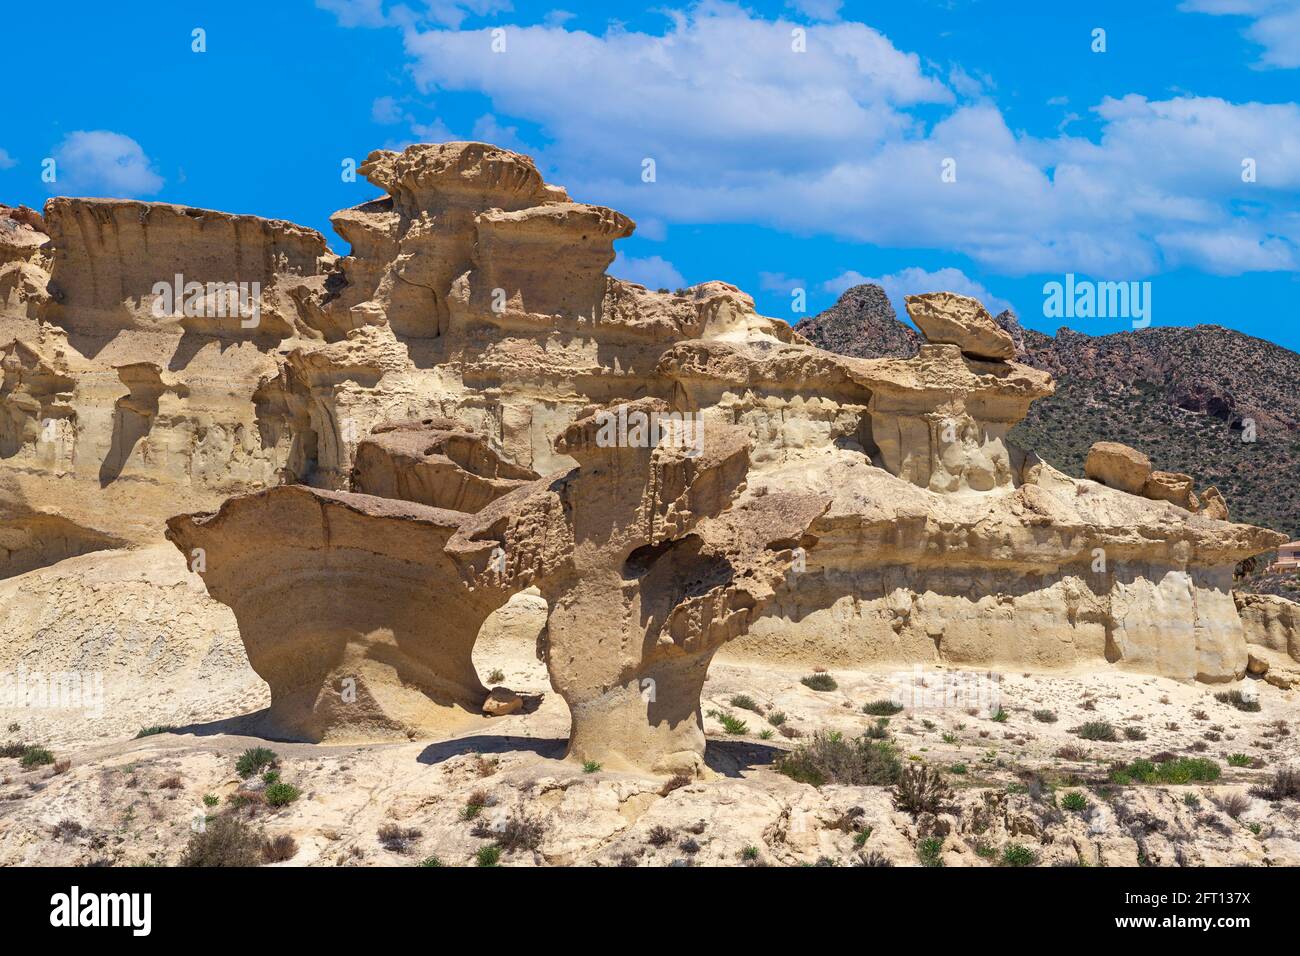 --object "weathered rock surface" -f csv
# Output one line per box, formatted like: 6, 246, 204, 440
1085, 440, 1152, 495
448, 399, 829, 774
1201, 485, 1229, 521
165, 486, 511, 742
351, 416, 536, 511
1143, 470, 1198, 510
904, 291, 1016, 360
